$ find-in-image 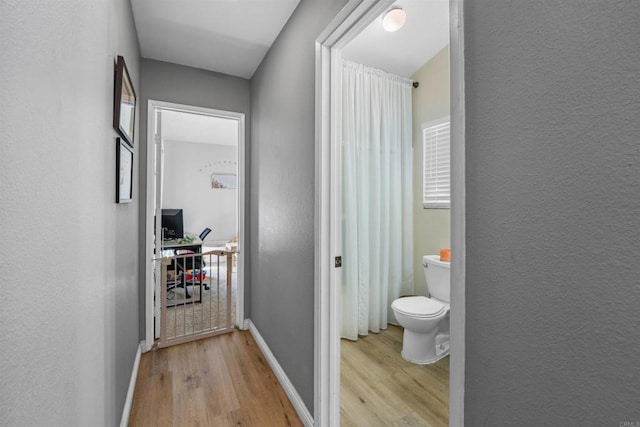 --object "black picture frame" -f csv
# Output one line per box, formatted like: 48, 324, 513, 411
116, 138, 134, 203
113, 55, 136, 146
